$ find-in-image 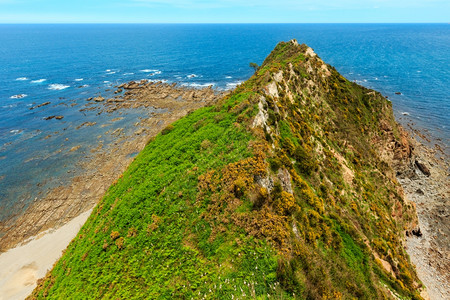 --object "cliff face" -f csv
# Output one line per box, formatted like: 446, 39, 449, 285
31, 40, 422, 299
